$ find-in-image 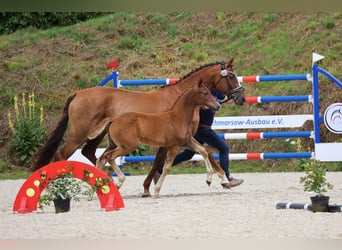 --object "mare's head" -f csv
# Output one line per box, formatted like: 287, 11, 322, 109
210, 58, 246, 106
195, 80, 220, 111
